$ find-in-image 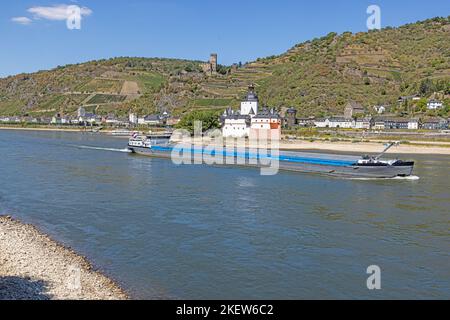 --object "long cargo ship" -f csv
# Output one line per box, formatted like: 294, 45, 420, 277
127, 134, 415, 178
